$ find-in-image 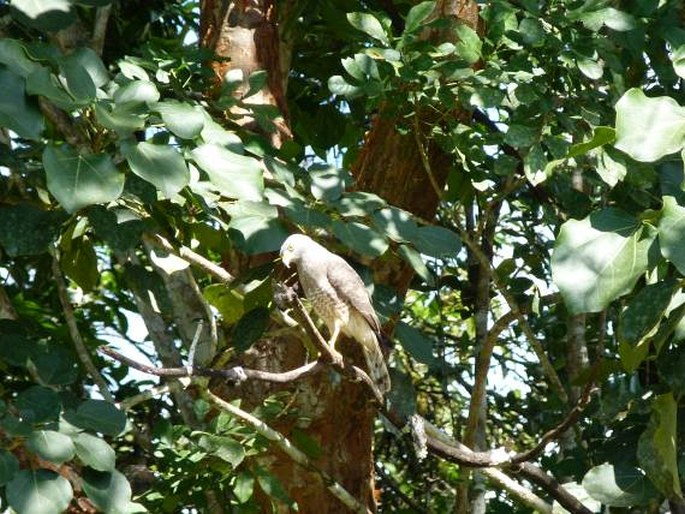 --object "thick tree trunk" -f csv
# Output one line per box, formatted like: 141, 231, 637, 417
198, 1, 480, 512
